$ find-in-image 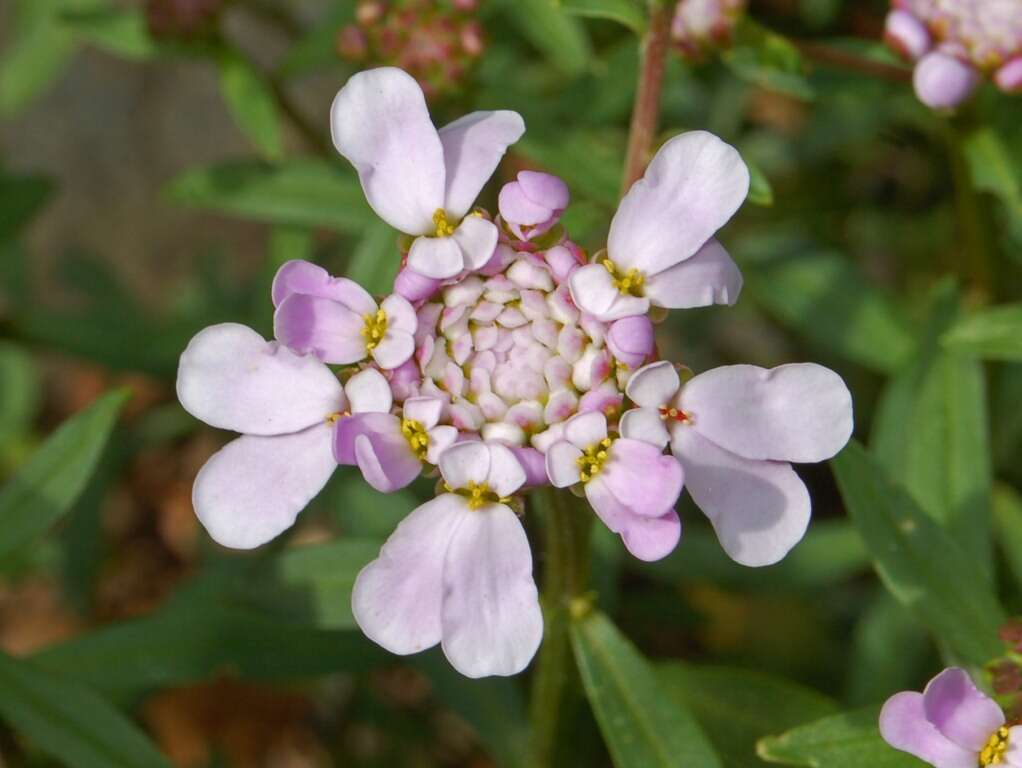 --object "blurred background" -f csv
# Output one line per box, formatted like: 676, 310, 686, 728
2, 0, 1022, 766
